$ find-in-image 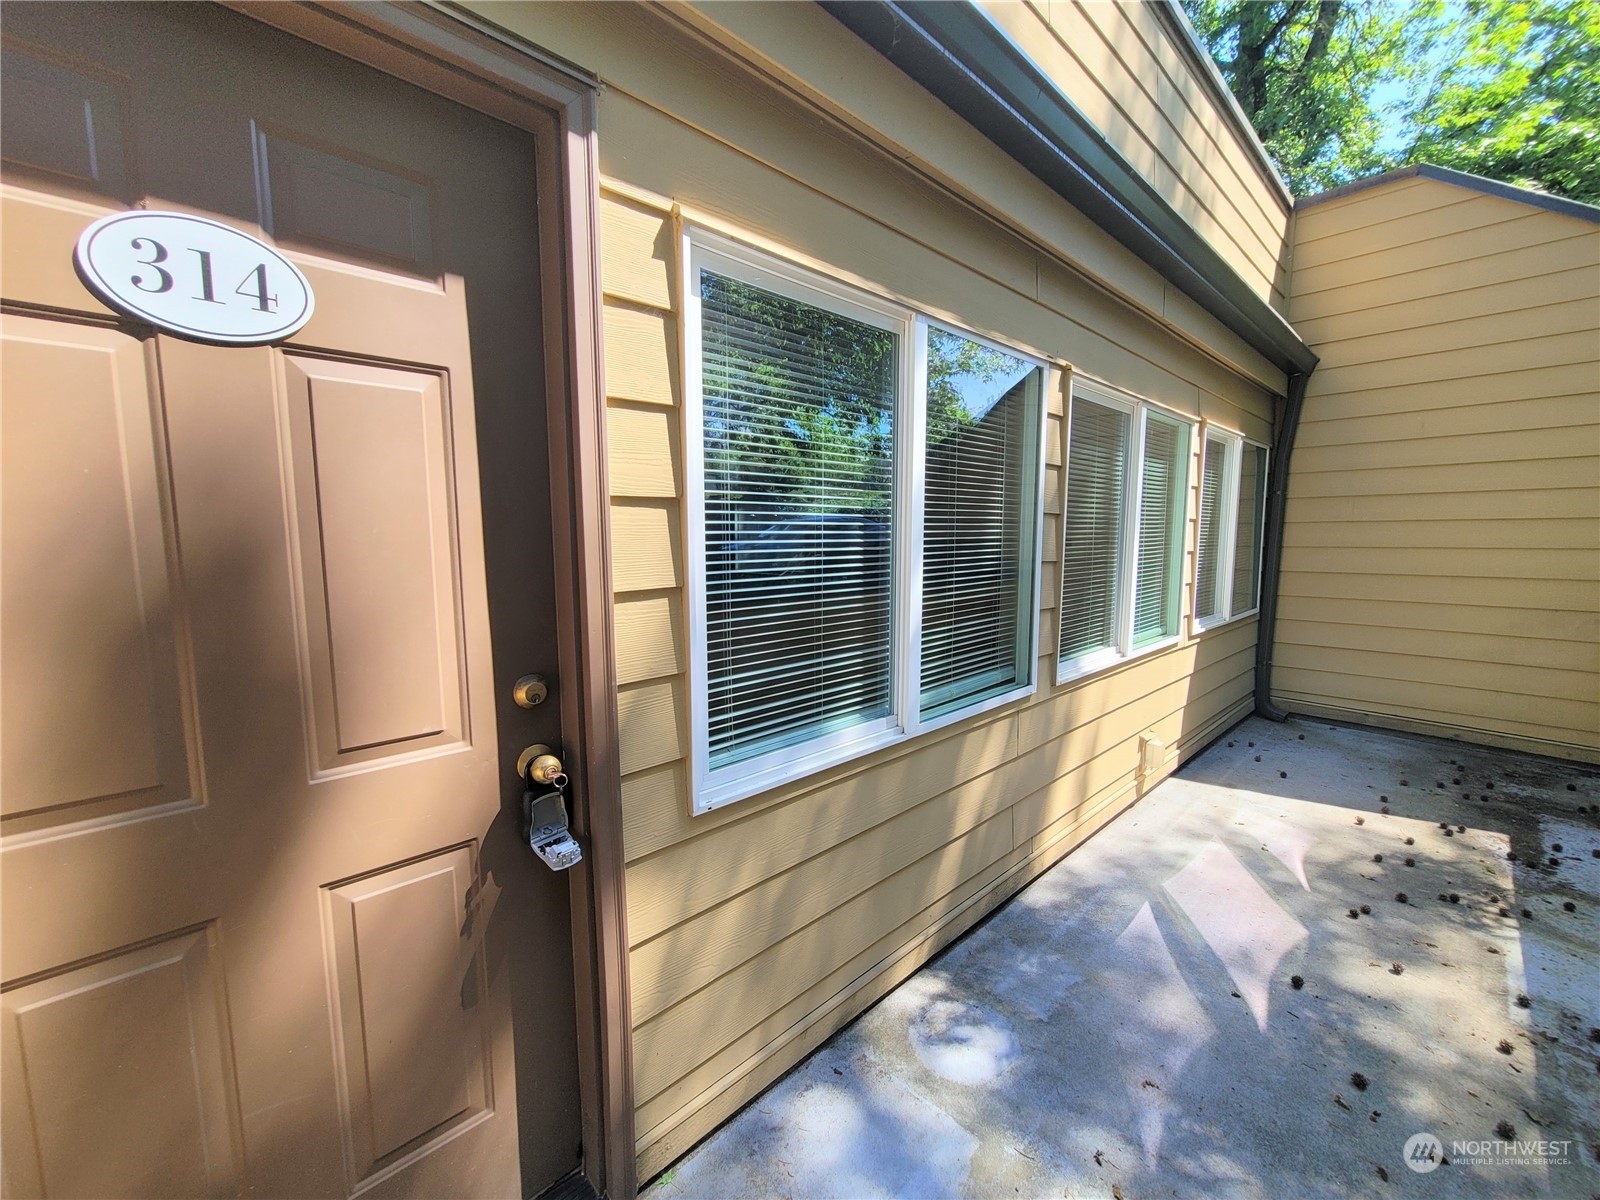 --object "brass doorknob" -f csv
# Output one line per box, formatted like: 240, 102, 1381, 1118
528, 754, 564, 786
516, 743, 565, 785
